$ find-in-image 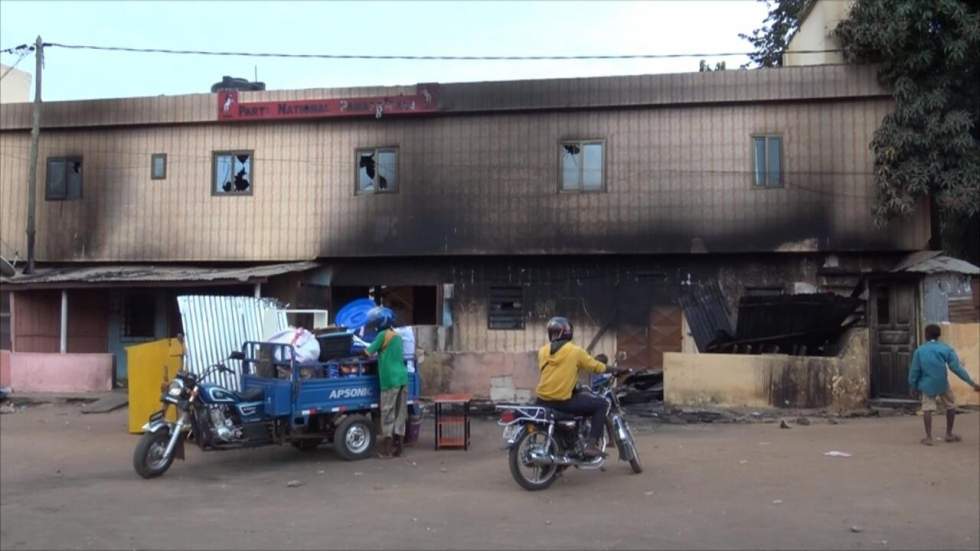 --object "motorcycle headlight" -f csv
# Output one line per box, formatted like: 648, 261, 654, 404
167, 379, 184, 397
